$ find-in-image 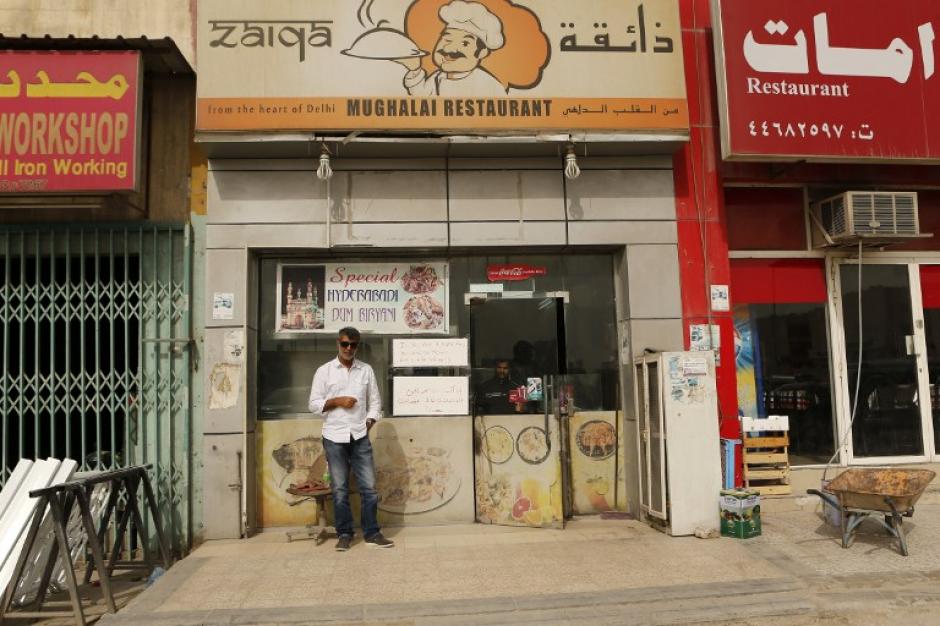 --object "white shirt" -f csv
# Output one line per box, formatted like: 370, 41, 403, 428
404, 67, 507, 97
308, 358, 382, 443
